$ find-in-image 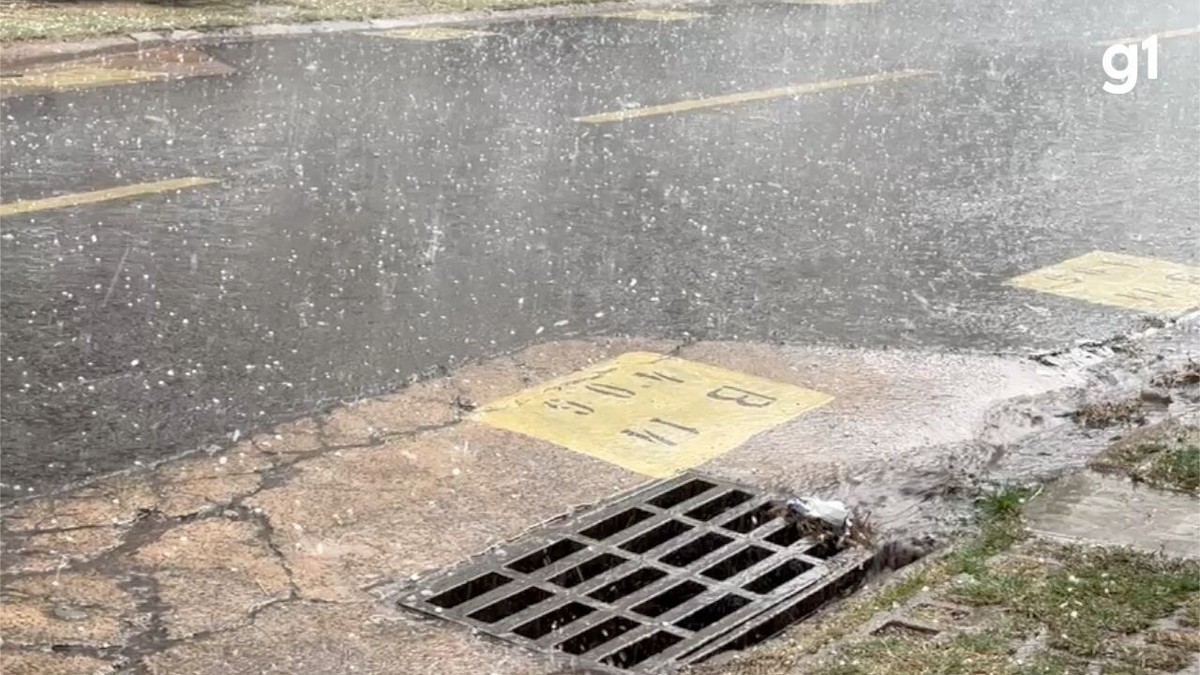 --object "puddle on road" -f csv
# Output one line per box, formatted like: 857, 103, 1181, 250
1024, 471, 1200, 559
